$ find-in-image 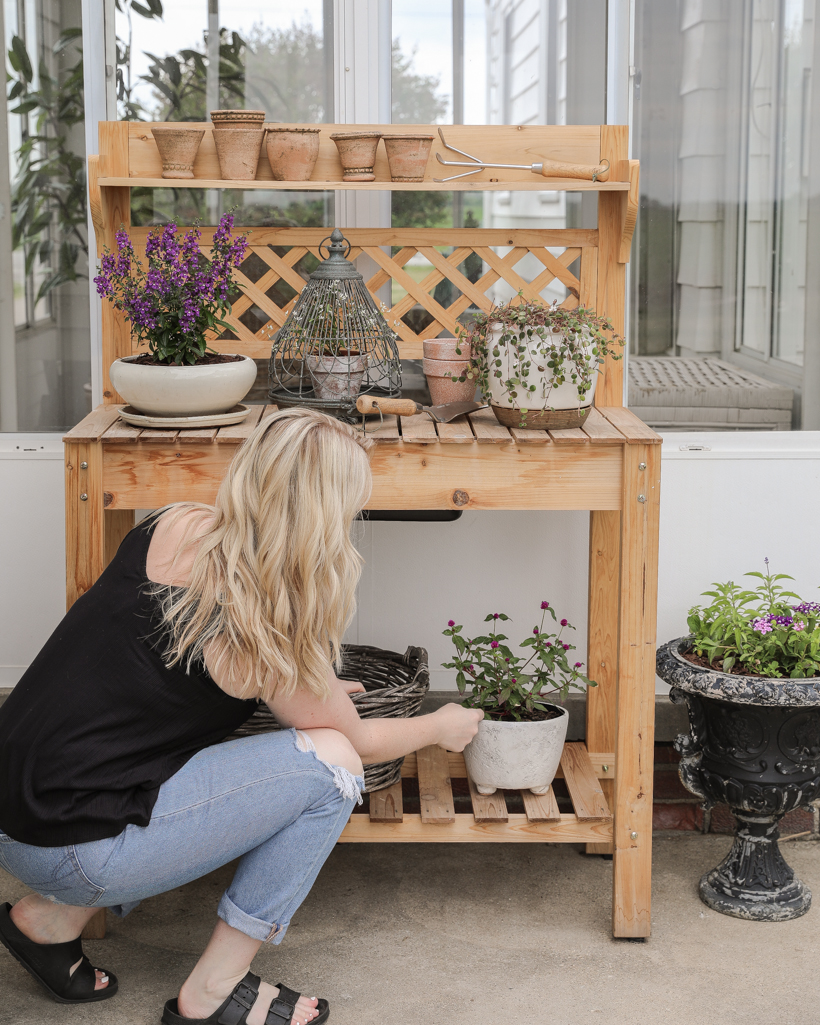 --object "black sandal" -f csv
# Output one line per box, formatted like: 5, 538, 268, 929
0, 901, 118, 1004
161, 971, 330, 1025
